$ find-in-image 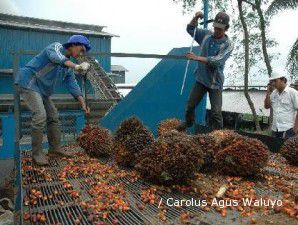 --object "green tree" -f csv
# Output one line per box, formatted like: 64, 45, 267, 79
286, 39, 298, 78
266, 0, 298, 79
255, 0, 272, 77
237, 0, 261, 131
267, 0, 298, 15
